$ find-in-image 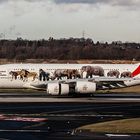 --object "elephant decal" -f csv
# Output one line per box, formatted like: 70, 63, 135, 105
107, 70, 120, 78
81, 66, 104, 78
